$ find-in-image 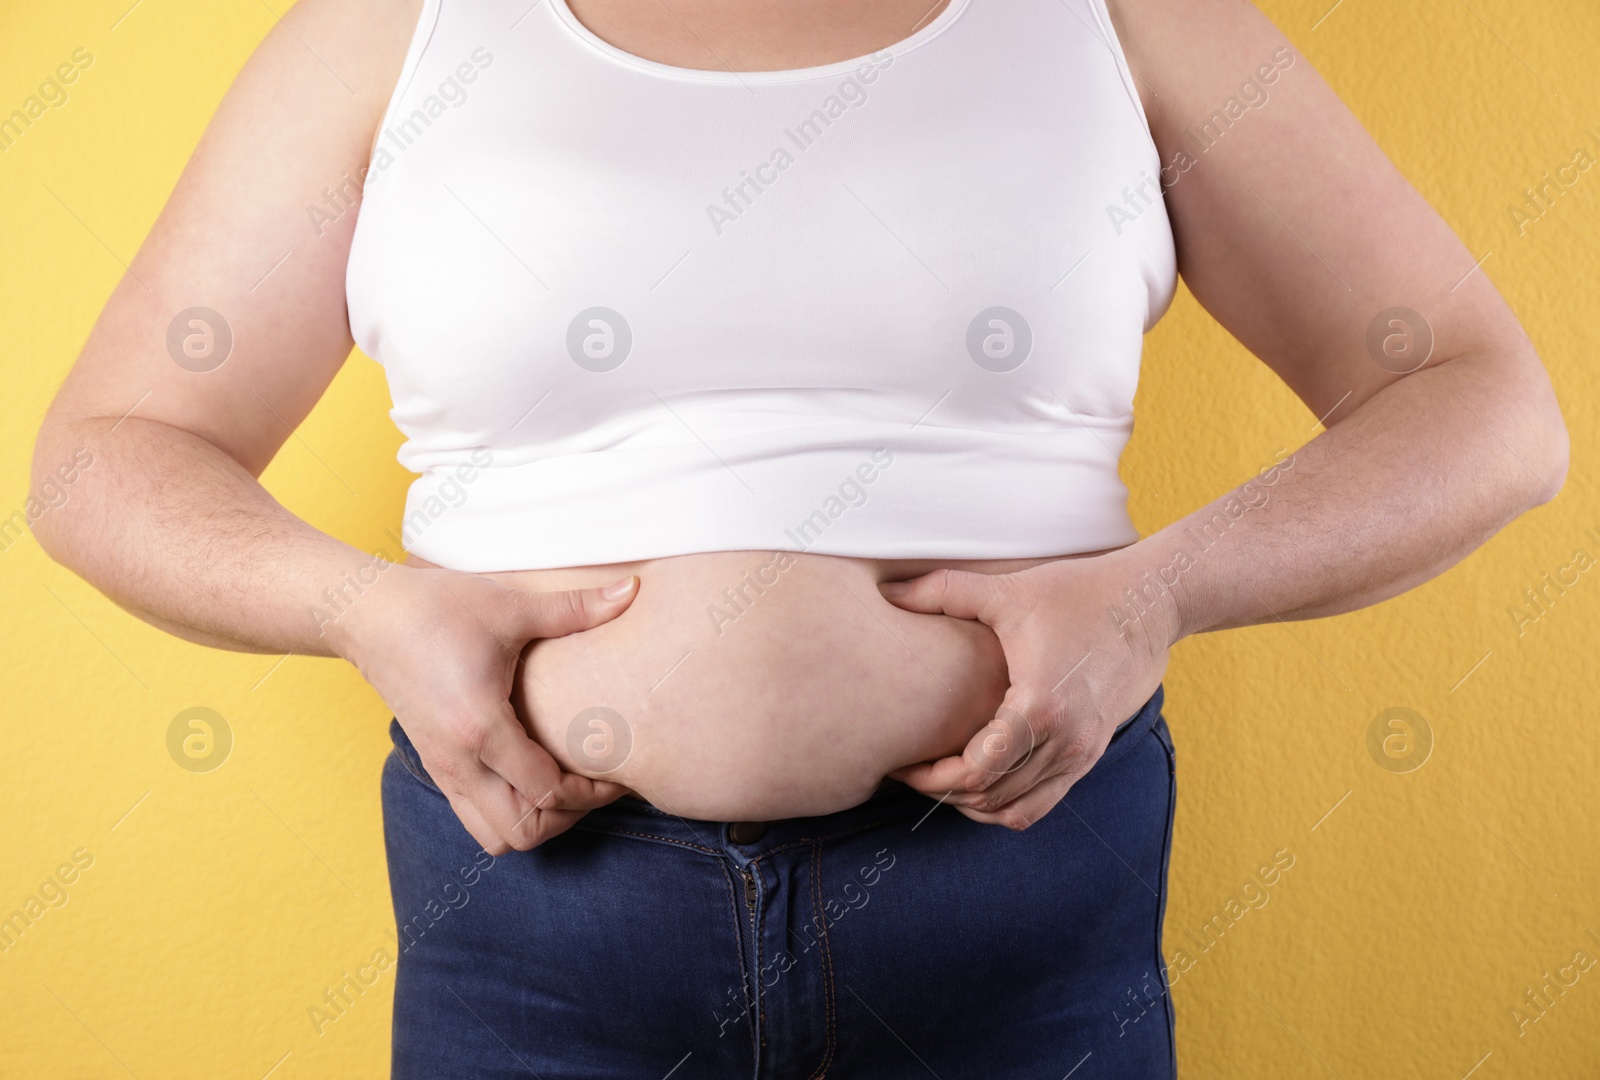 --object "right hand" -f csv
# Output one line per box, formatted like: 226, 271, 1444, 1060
330, 563, 640, 855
